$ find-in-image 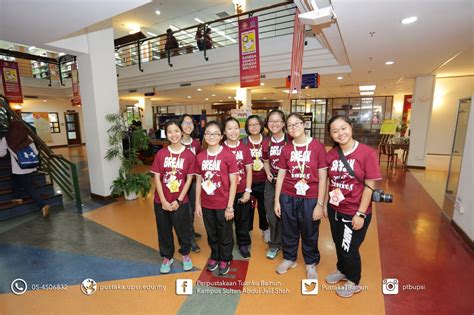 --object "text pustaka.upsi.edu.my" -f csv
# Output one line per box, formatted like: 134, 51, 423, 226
195, 280, 290, 295
98, 283, 167, 292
